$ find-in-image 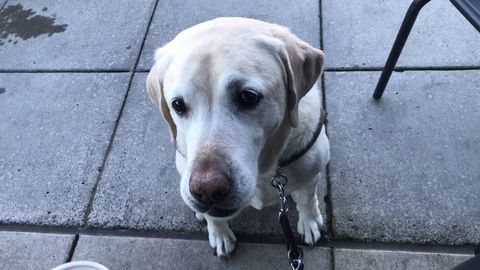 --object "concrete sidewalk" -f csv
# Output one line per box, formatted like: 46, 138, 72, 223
0, 0, 479, 269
